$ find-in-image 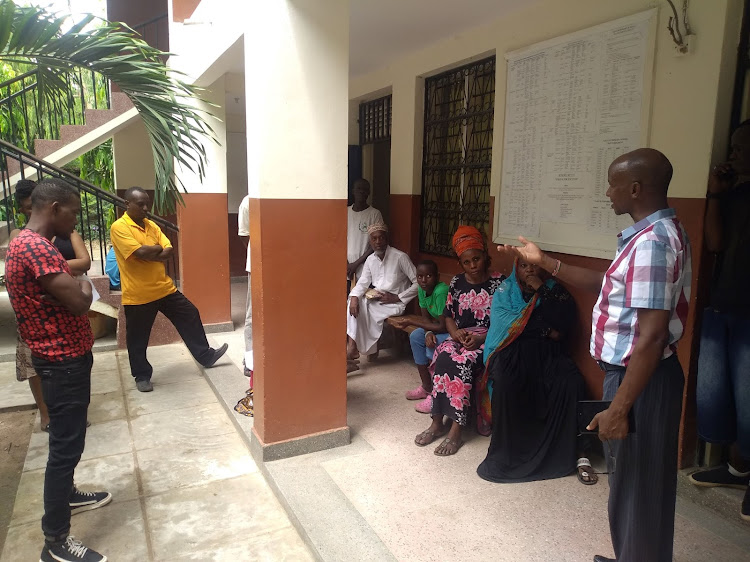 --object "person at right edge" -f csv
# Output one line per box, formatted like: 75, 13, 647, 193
498, 148, 692, 562
689, 120, 750, 522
